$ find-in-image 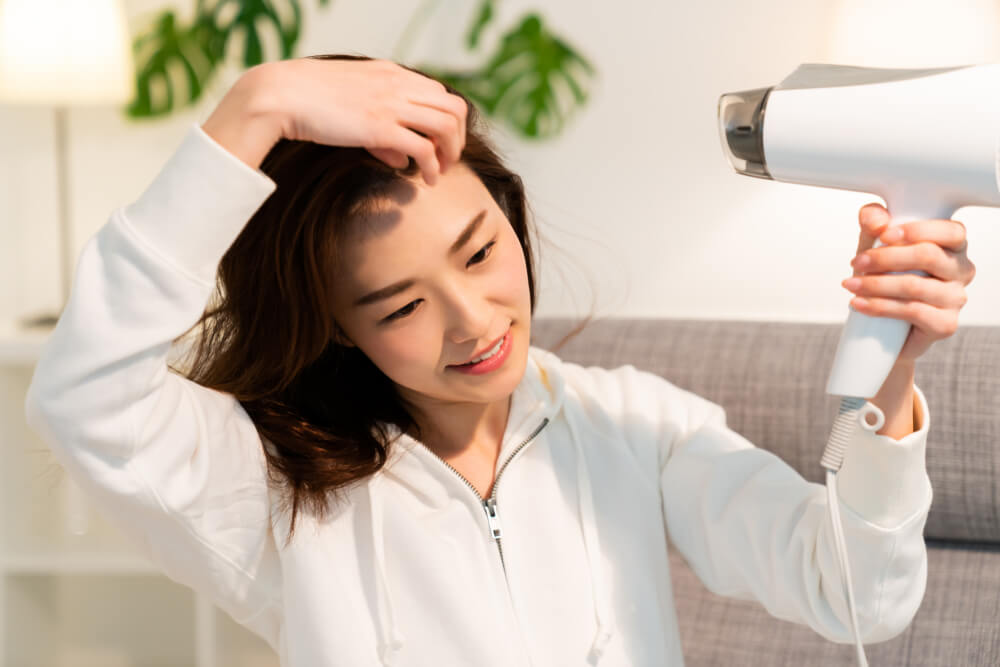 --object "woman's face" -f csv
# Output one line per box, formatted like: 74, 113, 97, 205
329, 162, 532, 410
